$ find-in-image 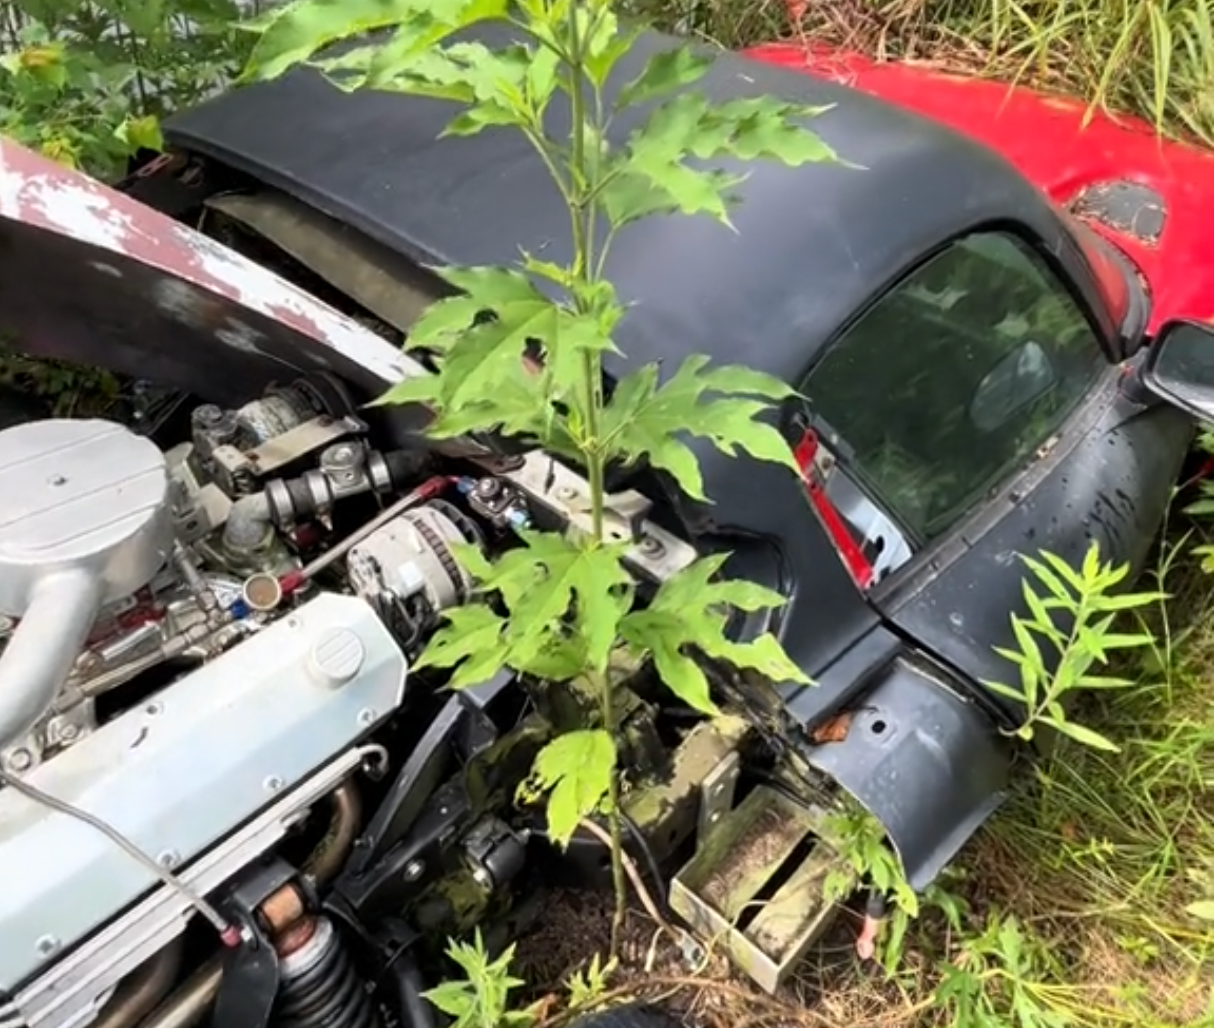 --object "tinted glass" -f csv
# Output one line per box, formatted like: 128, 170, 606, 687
801, 232, 1106, 540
